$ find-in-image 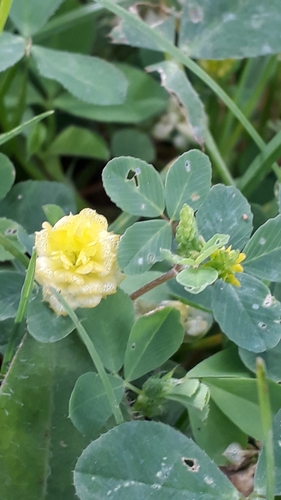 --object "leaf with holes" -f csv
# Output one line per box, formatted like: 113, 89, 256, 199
196, 185, 253, 250
74, 420, 241, 500
243, 214, 281, 282
212, 274, 281, 352
148, 62, 207, 145
69, 372, 125, 437
165, 150, 212, 221
102, 157, 165, 217
177, 267, 218, 294
124, 307, 184, 381
118, 220, 172, 275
